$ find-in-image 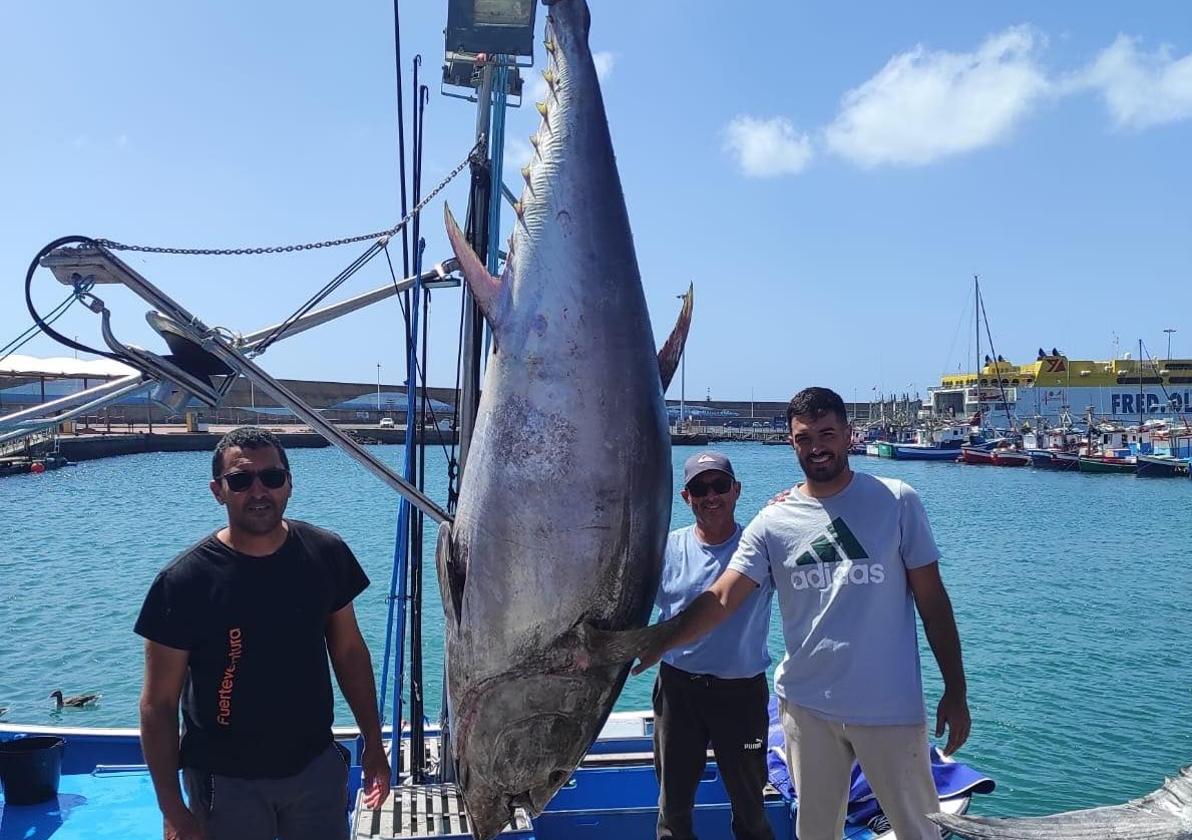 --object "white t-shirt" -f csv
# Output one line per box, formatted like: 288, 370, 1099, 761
728, 471, 940, 725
